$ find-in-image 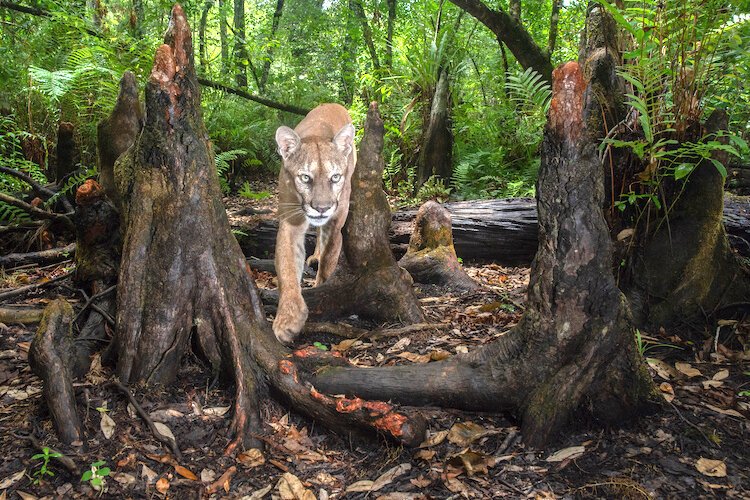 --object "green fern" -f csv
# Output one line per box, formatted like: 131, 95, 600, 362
214, 149, 249, 194
0, 201, 32, 225
46, 168, 96, 208
506, 68, 552, 115
28, 66, 76, 104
